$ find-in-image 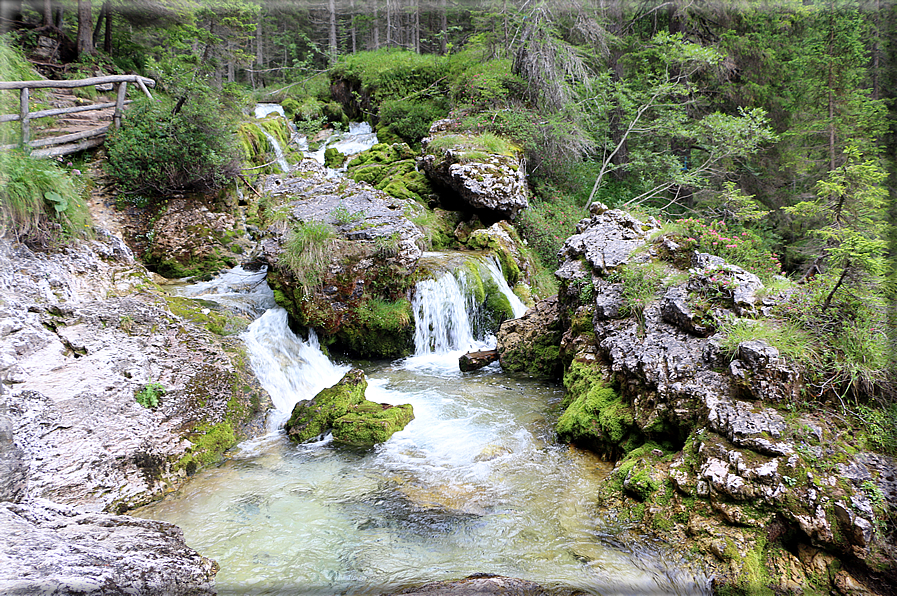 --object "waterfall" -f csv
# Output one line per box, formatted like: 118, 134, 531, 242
259, 129, 290, 173
242, 308, 348, 429
410, 255, 527, 357
411, 271, 477, 355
